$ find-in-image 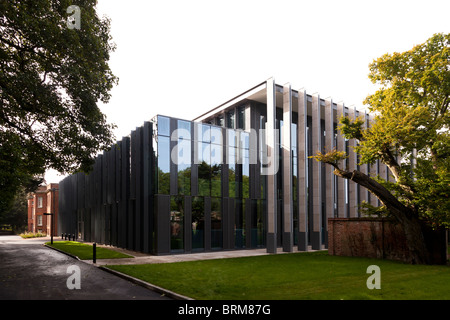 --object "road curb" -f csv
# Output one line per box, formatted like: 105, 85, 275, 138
43, 243, 81, 261
99, 266, 194, 300
43, 242, 192, 300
